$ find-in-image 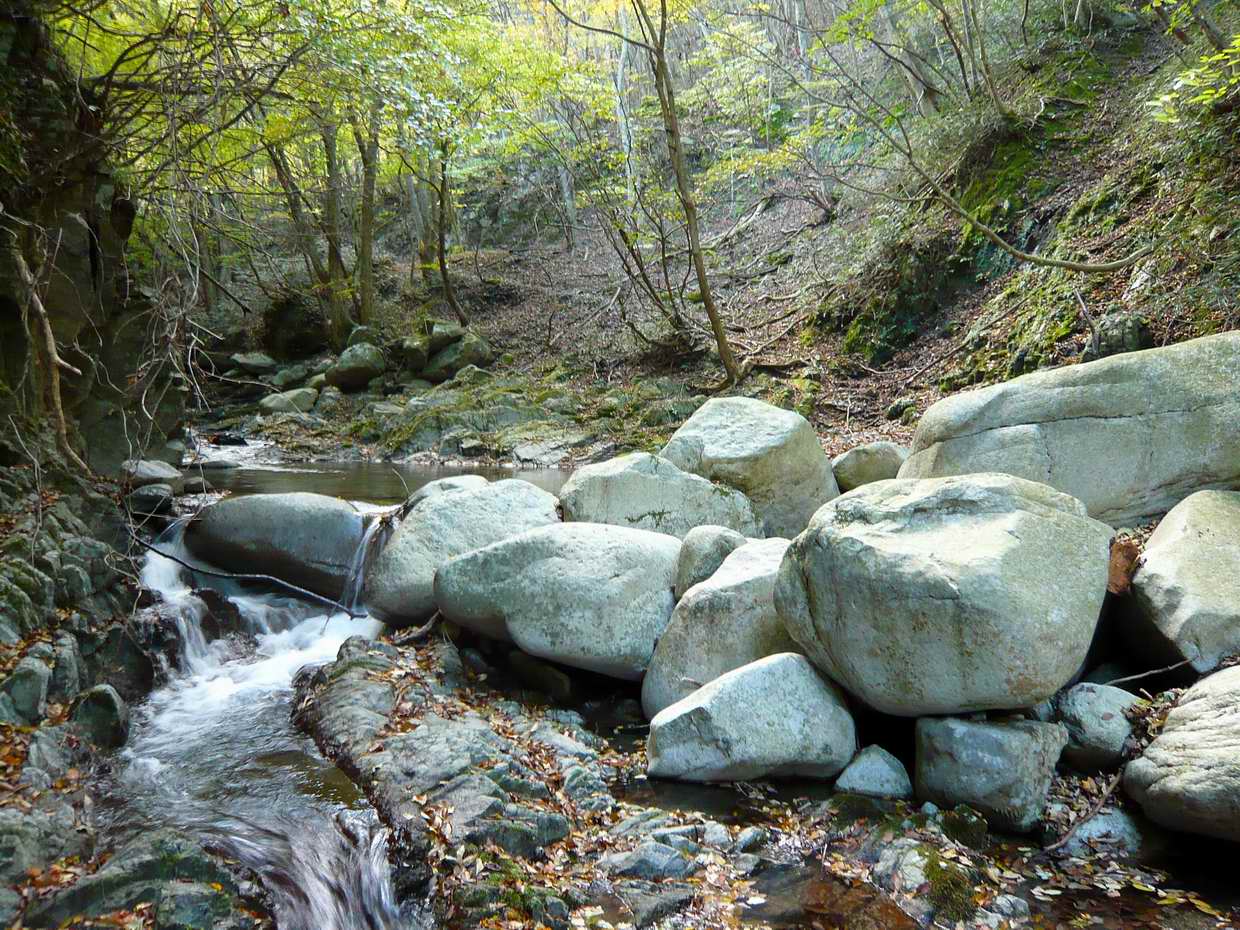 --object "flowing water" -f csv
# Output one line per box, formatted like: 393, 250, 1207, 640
101, 464, 572, 930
